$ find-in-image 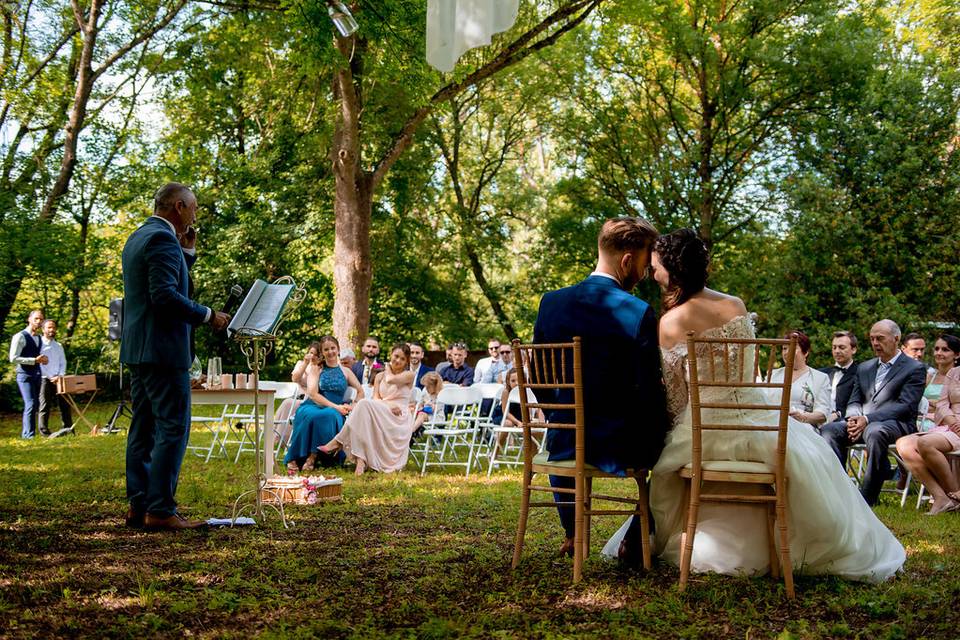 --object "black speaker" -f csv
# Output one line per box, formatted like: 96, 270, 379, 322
108, 298, 123, 341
